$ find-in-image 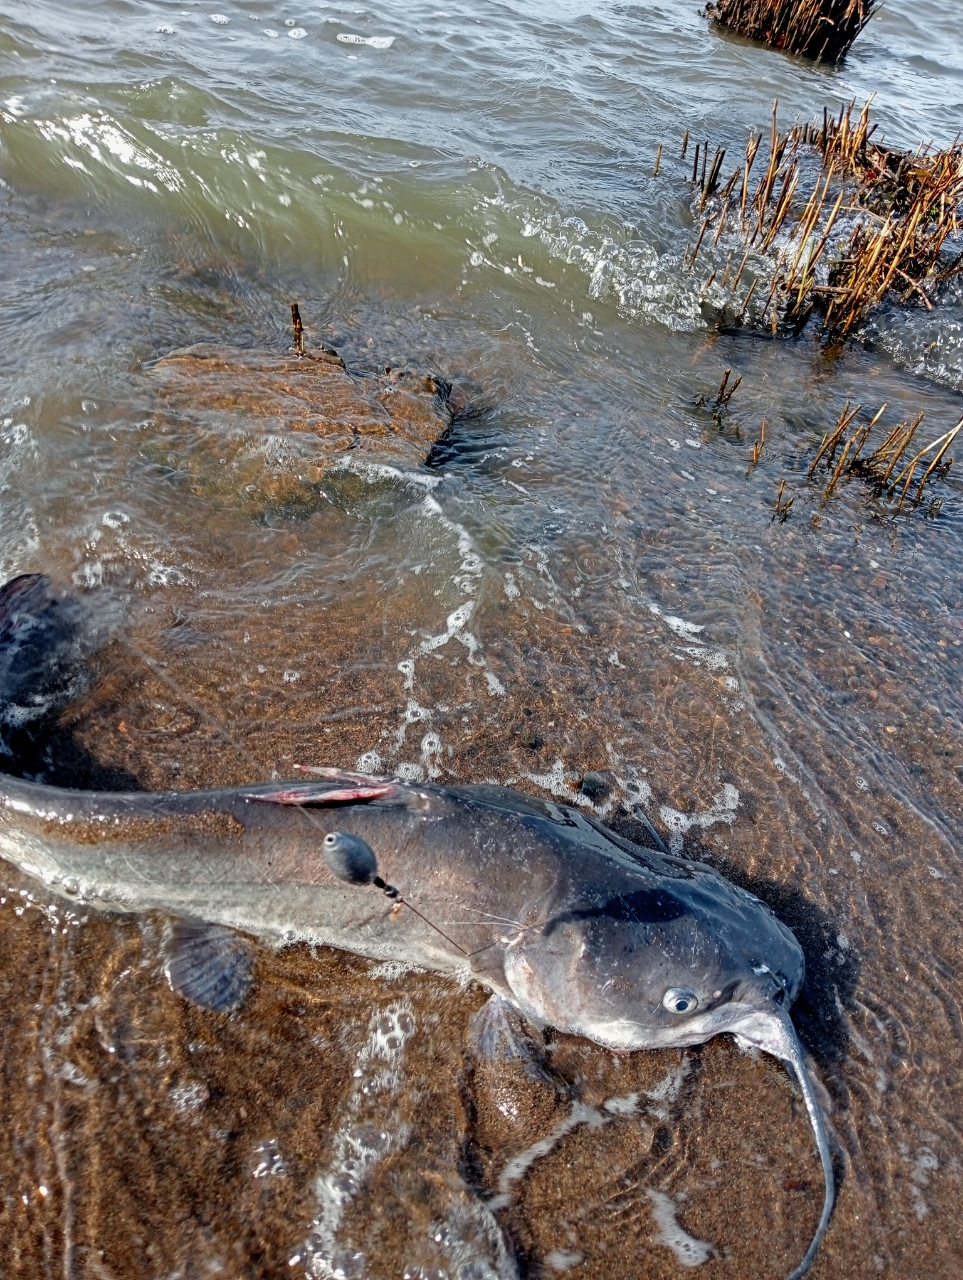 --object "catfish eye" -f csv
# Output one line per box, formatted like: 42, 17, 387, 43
663, 987, 699, 1015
